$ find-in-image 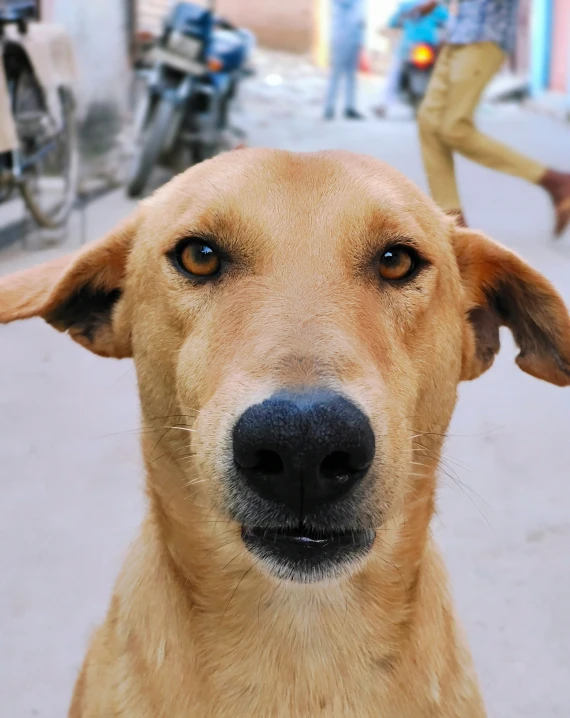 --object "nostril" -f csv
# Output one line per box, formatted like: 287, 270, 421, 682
320, 451, 362, 481
233, 391, 375, 512
252, 449, 284, 475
